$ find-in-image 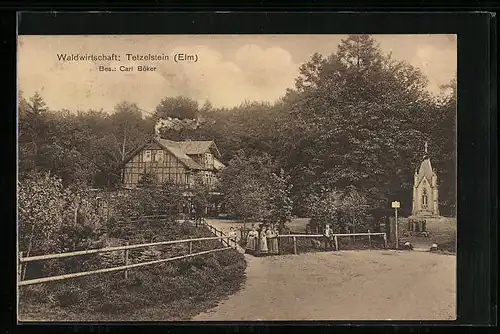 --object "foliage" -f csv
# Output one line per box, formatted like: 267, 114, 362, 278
18, 34, 457, 222
190, 175, 211, 221
155, 95, 199, 120
109, 182, 184, 220
18, 172, 107, 278
220, 151, 276, 225
137, 172, 156, 188
279, 34, 453, 217
339, 187, 371, 232
306, 187, 343, 233
18, 171, 66, 256
264, 169, 294, 230
18, 94, 153, 187
19, 224, 247, 321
